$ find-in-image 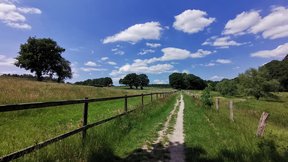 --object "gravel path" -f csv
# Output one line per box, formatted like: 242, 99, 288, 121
168, 94, 185, 162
